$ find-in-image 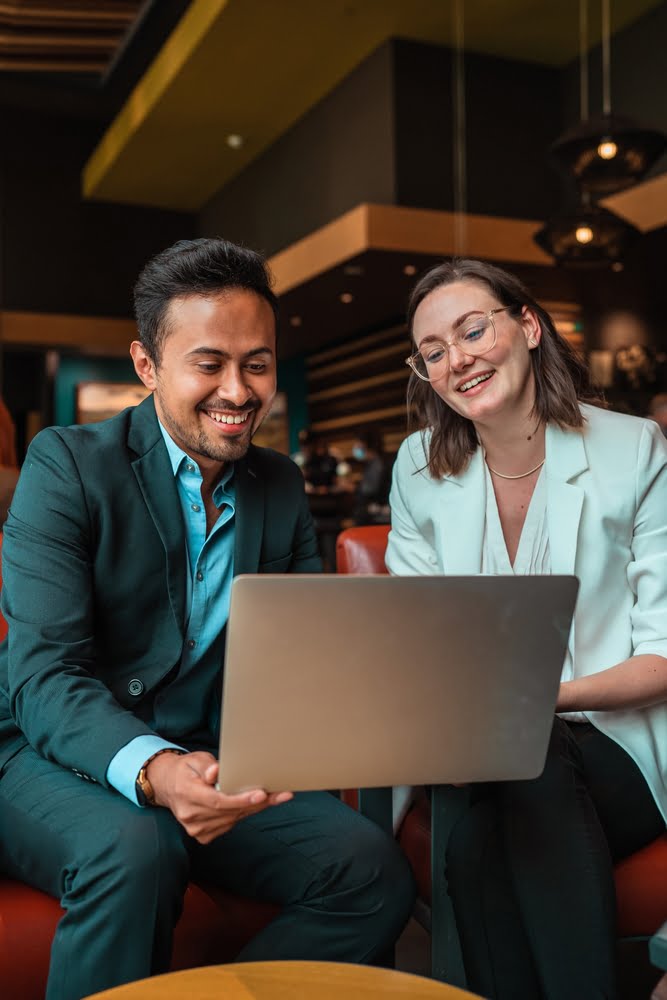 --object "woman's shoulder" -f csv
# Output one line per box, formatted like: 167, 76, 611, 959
580, 402, 662, 445
394, 429, 431, 472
